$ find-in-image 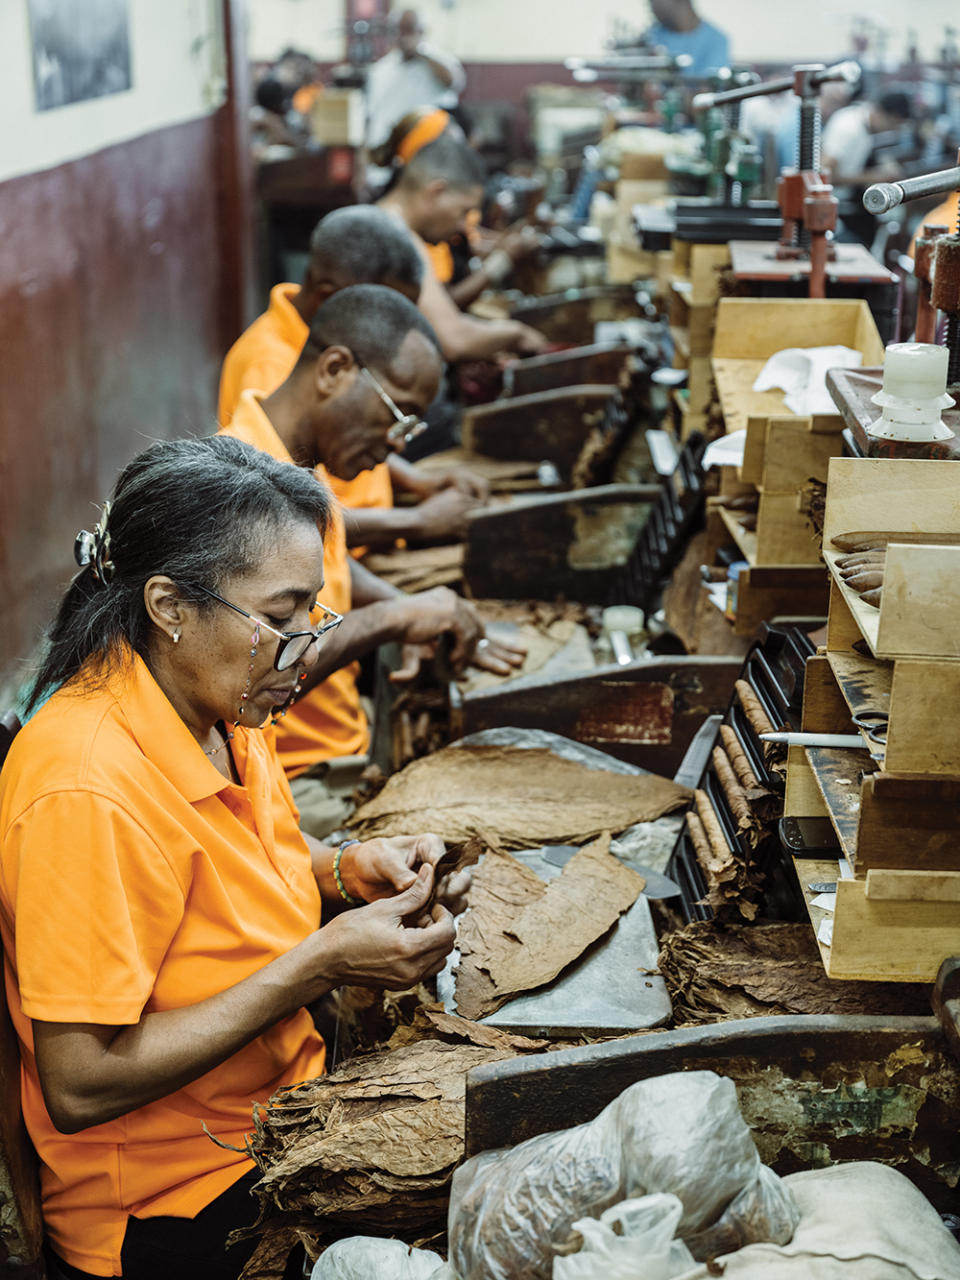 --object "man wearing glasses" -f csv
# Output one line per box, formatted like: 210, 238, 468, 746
219, 283, 524, 836
219, 205, 488, 553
